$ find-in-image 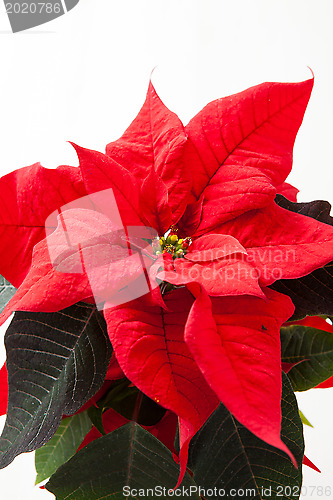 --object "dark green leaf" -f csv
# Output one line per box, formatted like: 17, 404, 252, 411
109, 391, 166, 426
281, 323, 333, 391
188, 373, 304, 500
87, 406, 105, 436
272, 195, 333, 319
99, 381, 166, 426
0, 275, 16, 314
275, 195, 333, 225
136, 394, 166, 425
46, 422, 200, 499
35, 411, 92, 484
0, 302, 112, 468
